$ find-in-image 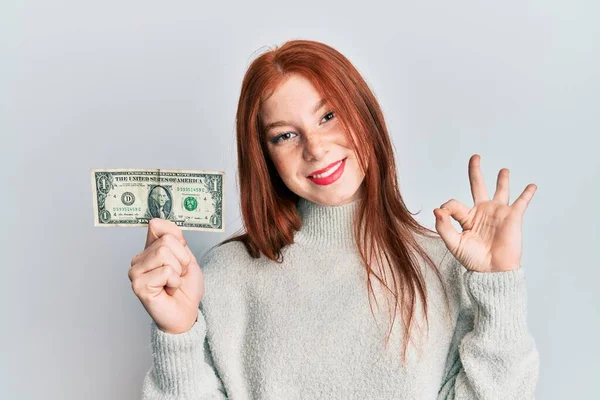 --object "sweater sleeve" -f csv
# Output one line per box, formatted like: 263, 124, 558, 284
141, 309, 228, 399
437, 259, 540, 400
